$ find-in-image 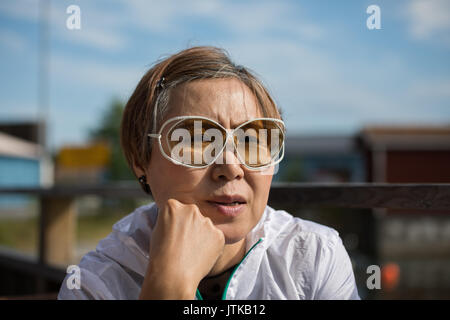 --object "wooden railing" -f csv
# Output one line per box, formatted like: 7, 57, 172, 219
0, 182, 450, 297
